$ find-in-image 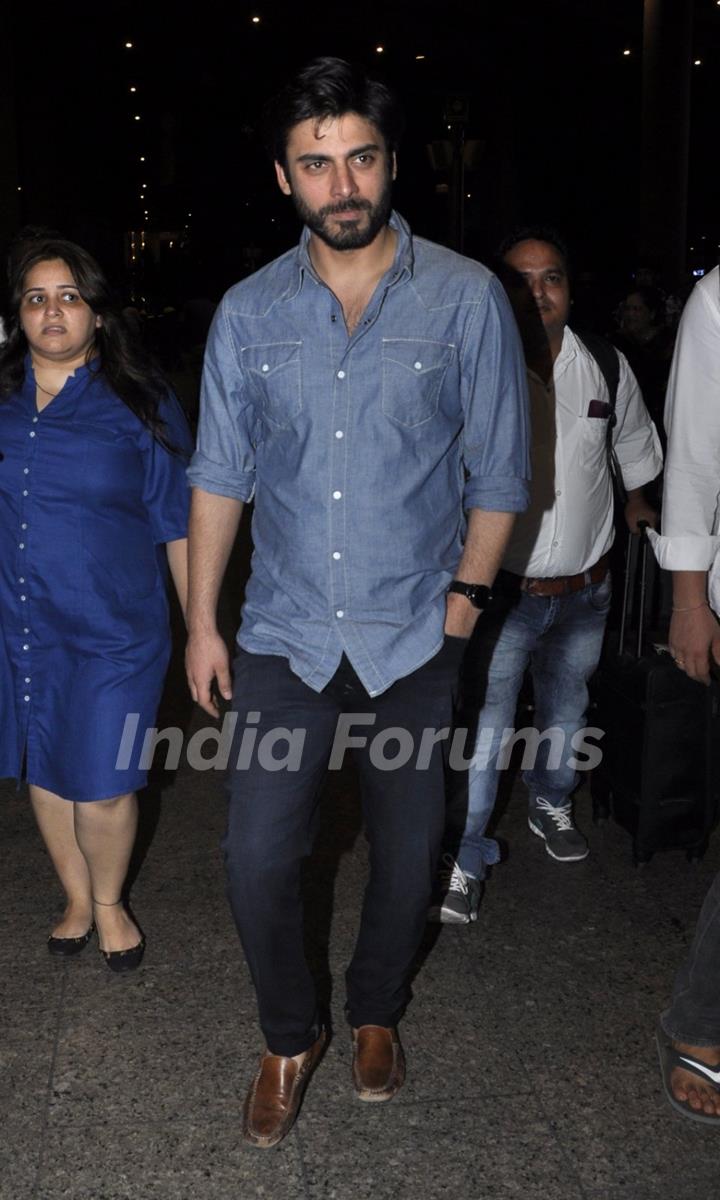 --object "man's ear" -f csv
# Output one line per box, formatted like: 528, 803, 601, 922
275, 161, 292, 196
